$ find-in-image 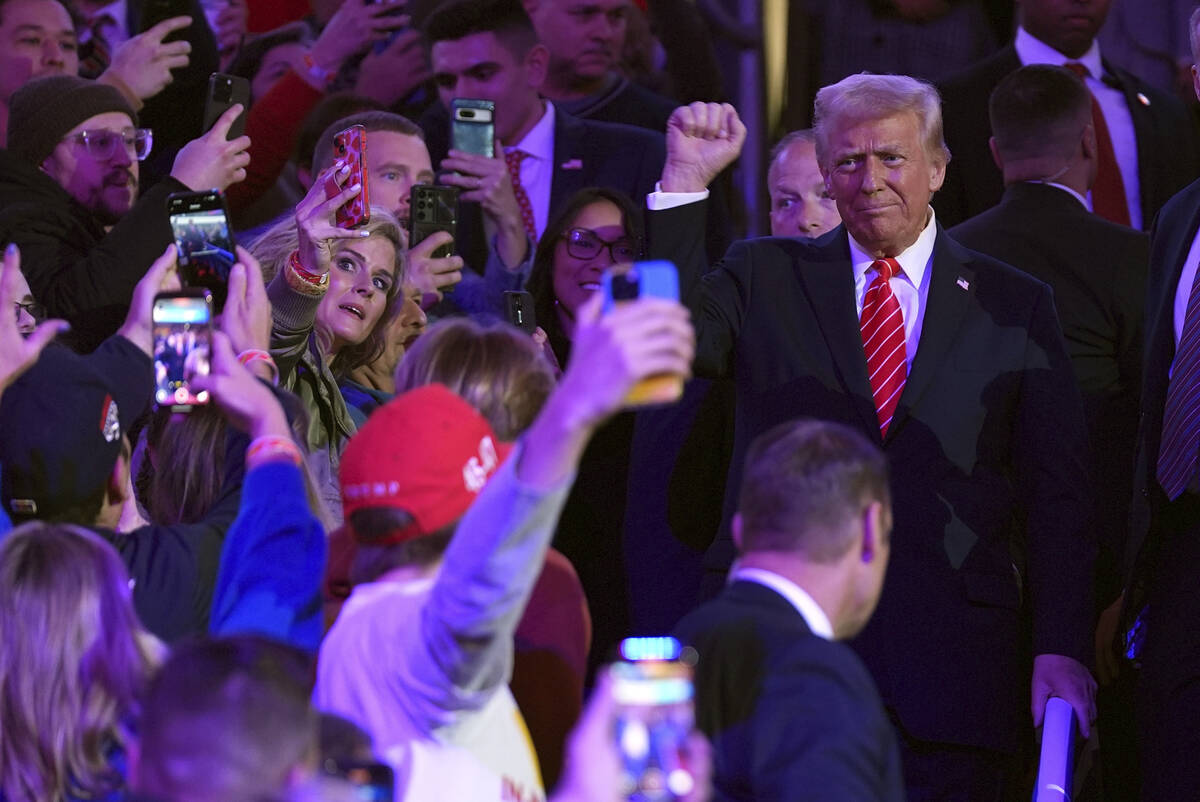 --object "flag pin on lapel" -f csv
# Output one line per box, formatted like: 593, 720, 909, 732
1137, 92, 1150, 106
956, 277, 970, 291
561, 158, 583, 170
